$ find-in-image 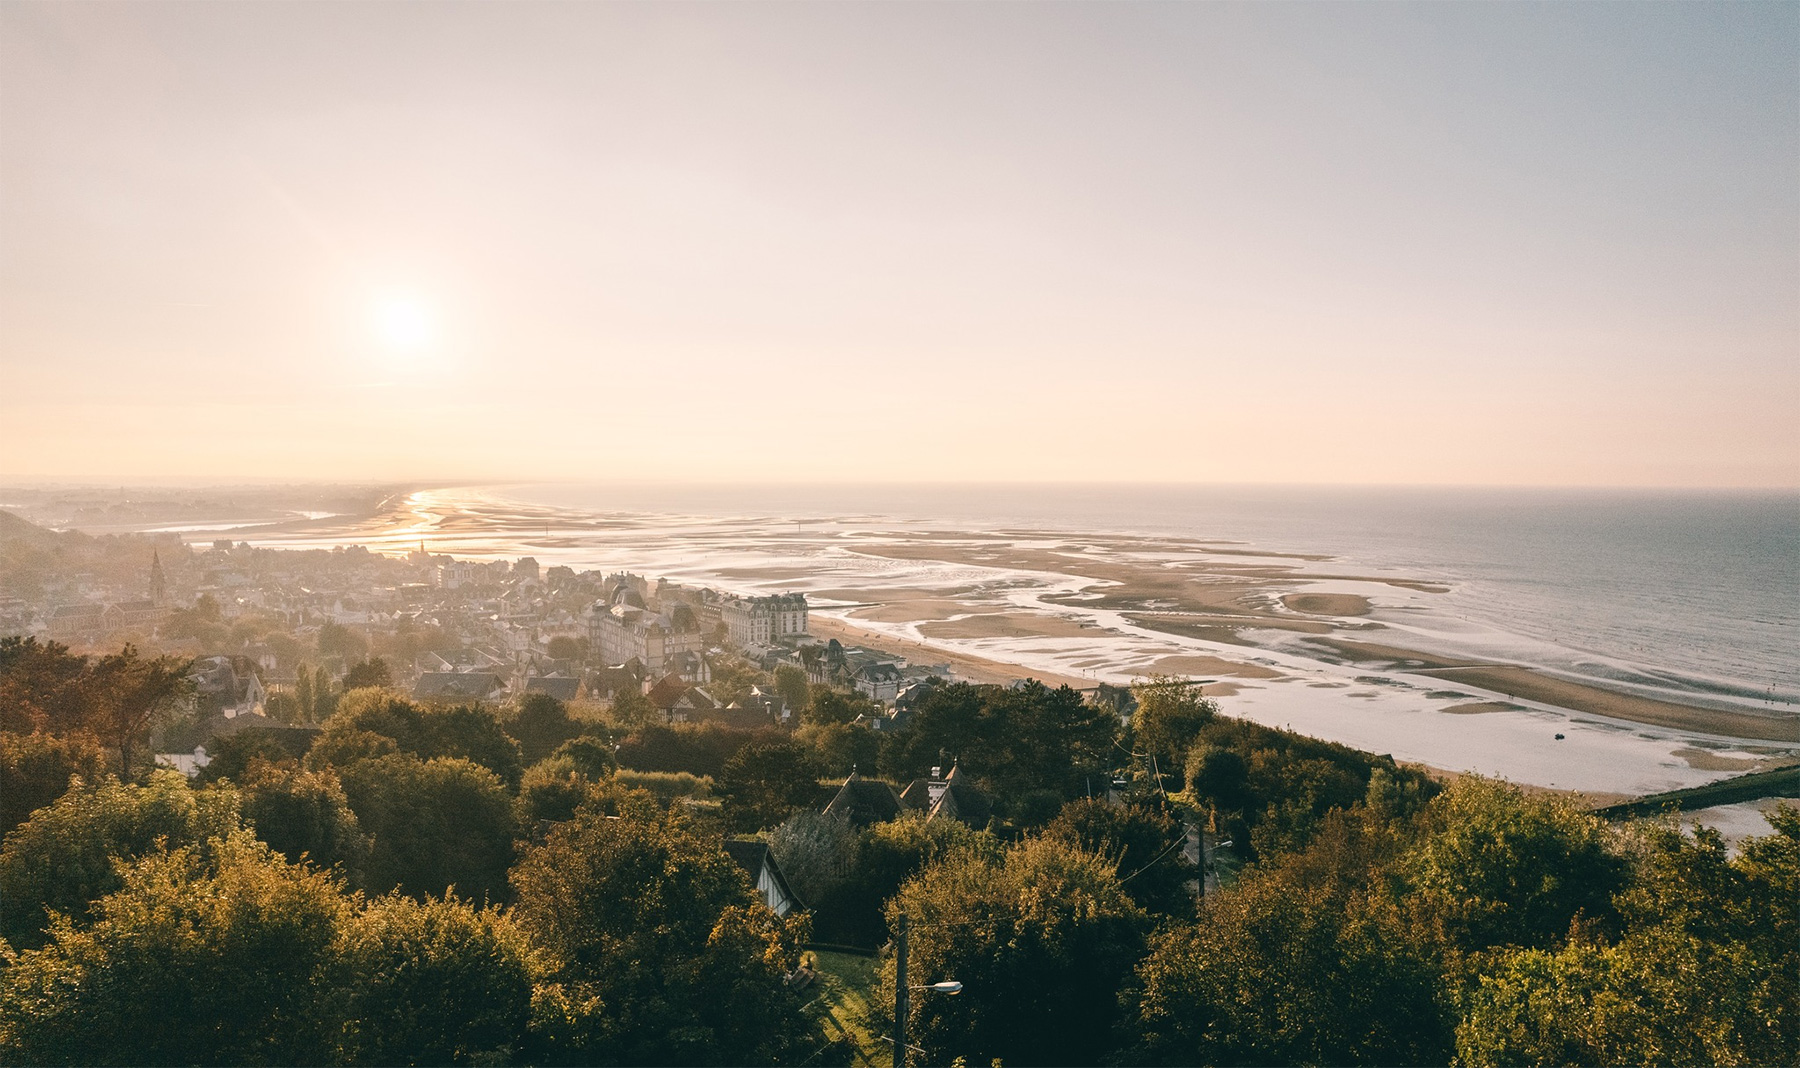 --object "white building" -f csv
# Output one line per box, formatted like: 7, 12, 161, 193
720, 593, 808, 647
